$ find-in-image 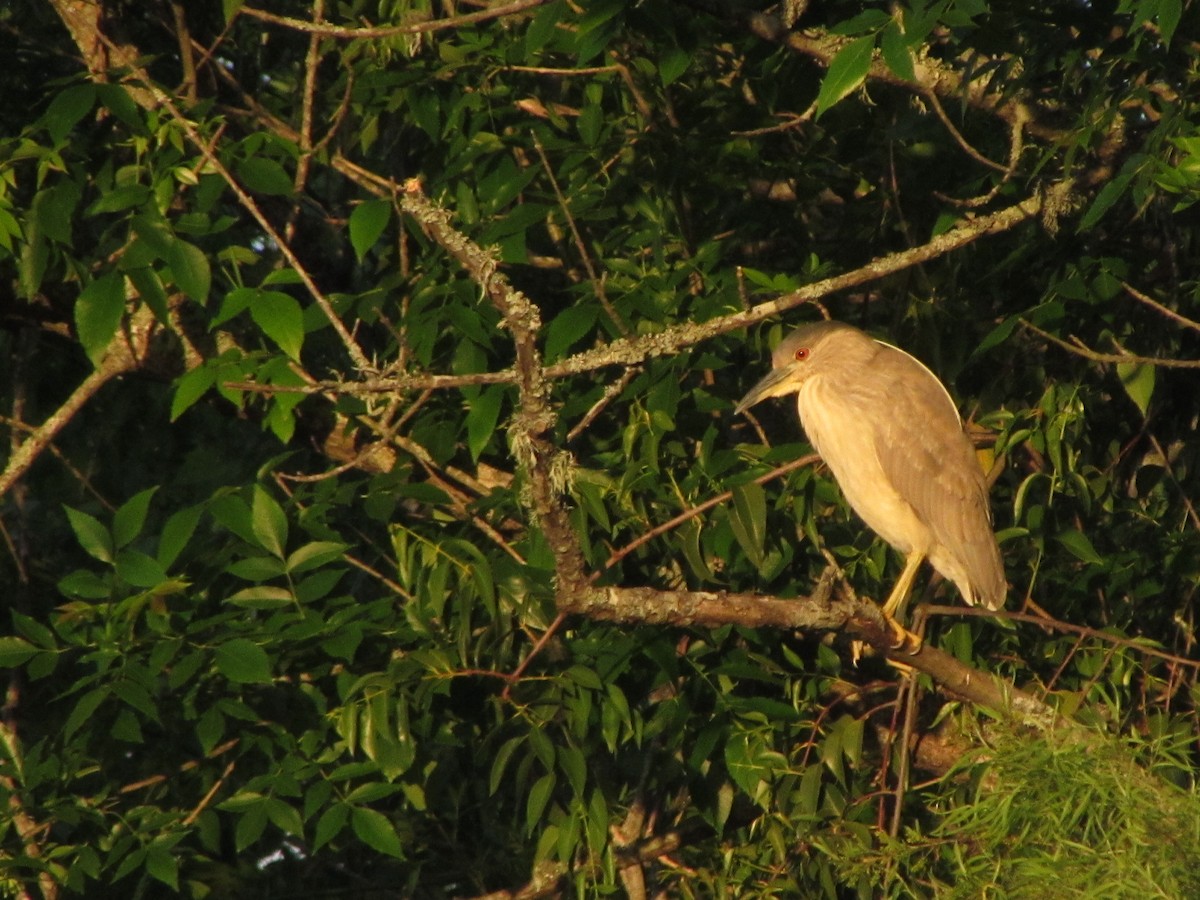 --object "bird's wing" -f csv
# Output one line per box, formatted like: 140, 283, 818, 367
866, 346, 1005, 608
